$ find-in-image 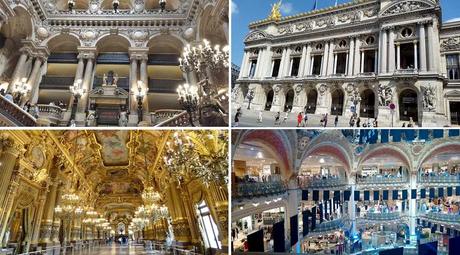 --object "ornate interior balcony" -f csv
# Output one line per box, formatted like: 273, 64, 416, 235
417, 174, 460, 184
0, 95, 36, 127
40, 76, 75, 89
36, 104, 65, 126
233, 181, 287, 200
364, 212, 401, 221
